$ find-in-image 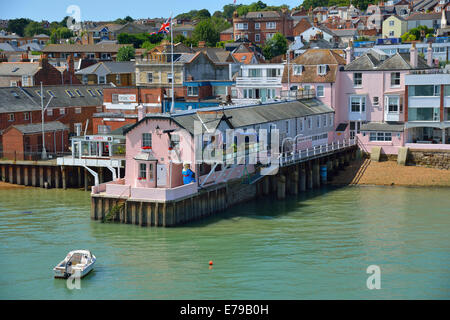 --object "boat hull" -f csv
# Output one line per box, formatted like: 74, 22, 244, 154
53, 257, 96, 279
